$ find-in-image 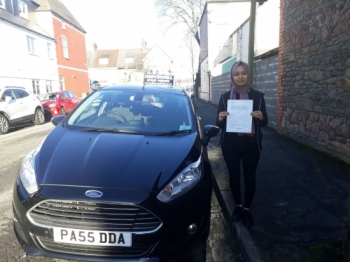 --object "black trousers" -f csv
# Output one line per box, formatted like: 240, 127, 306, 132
222, 148, 260, 209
